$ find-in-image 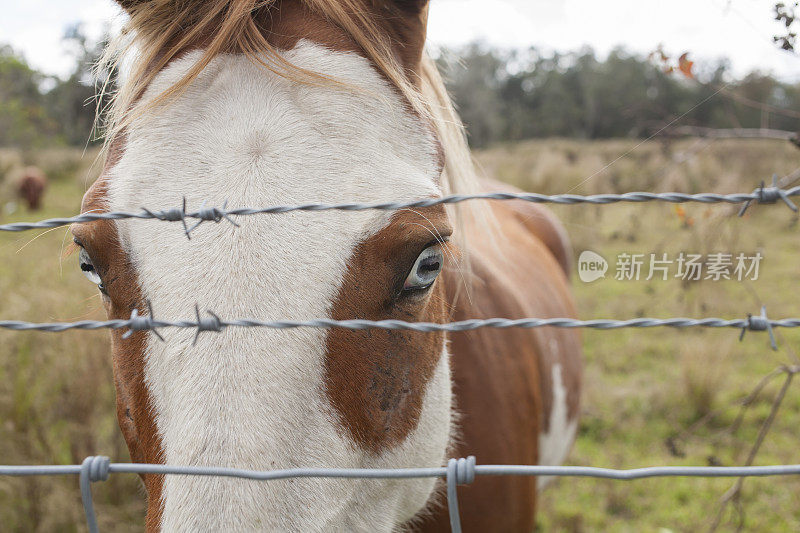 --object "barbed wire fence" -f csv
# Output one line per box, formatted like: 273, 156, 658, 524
1, 178, 799, 532
0, 178, 797, 236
